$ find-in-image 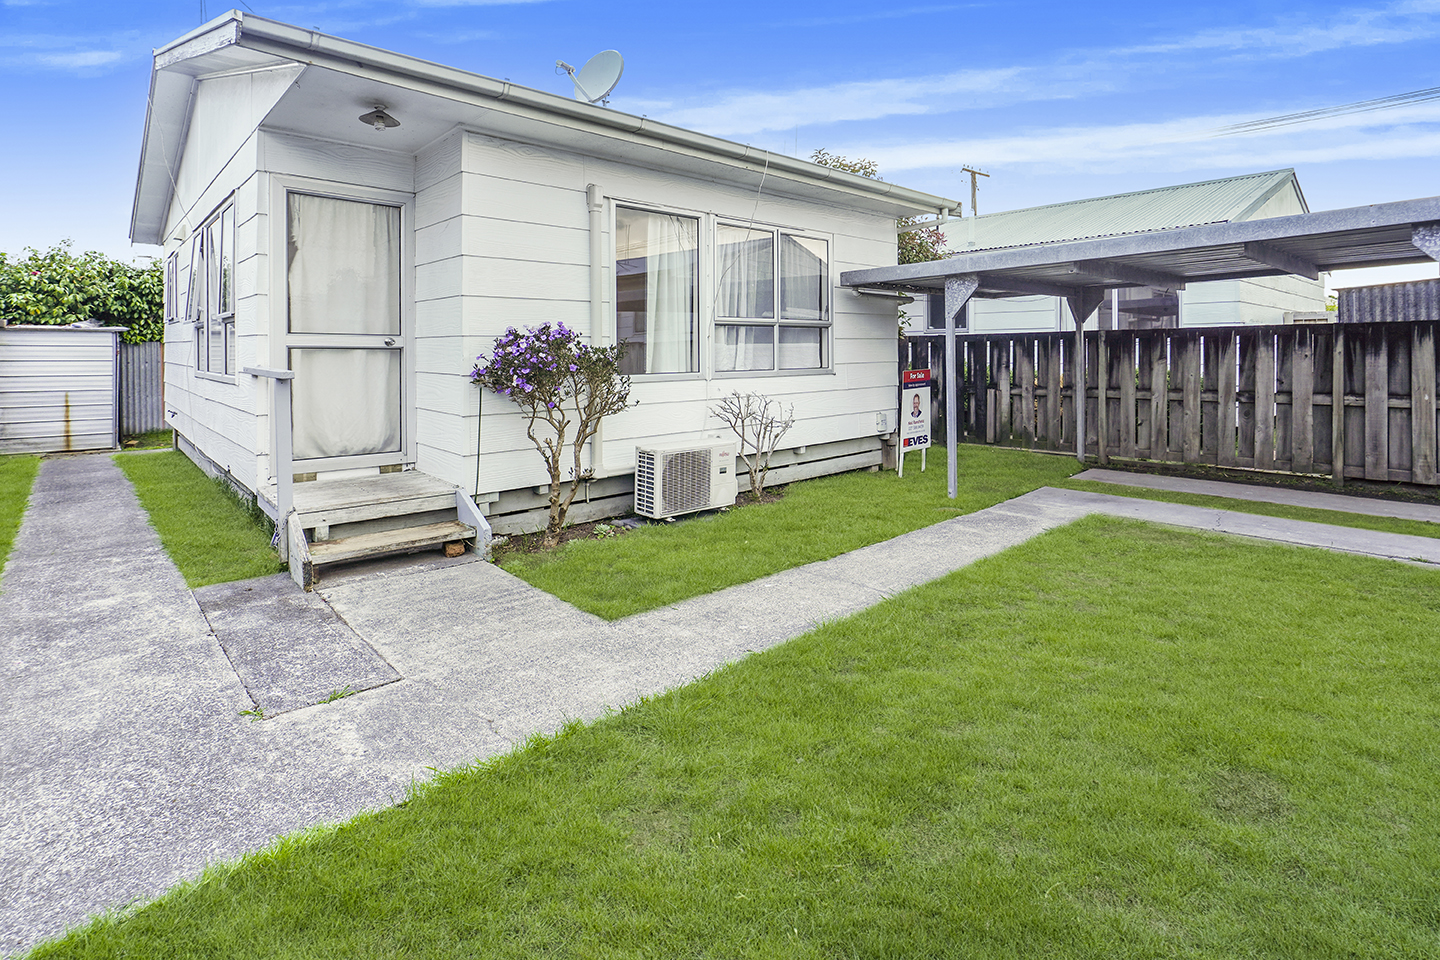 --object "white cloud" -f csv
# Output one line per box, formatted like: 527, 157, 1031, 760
410, 0, 555, 5
644, 0, 1440, 140
37, 50, 123, 68
778, 4, 983, 28
0, 31, 141, 73
839, 103, 1440, 175
654, 67, 1105, 136
1123, 0, 1440, 58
